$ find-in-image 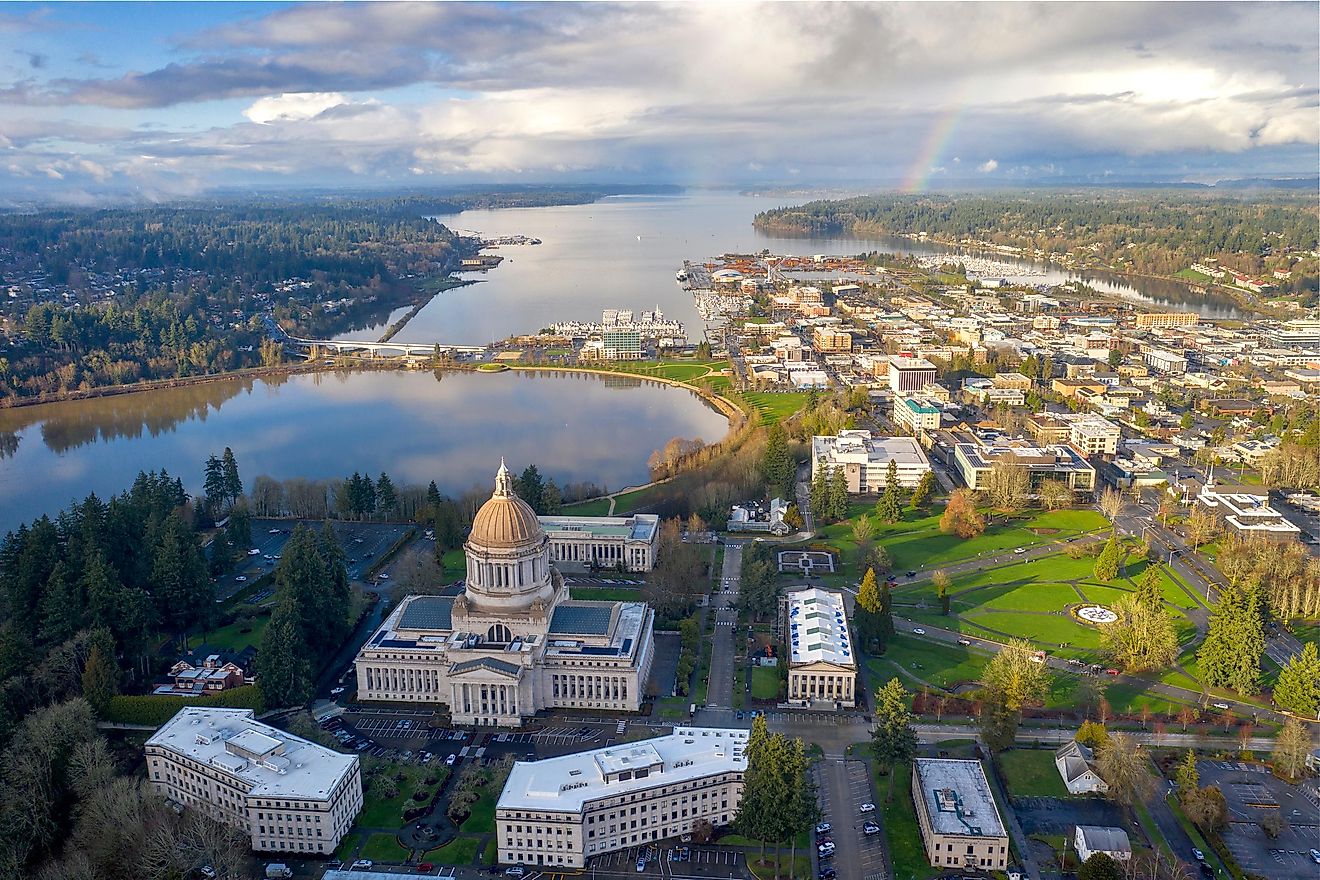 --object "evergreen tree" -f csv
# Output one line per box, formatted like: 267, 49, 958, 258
38, 561, 83, 645
909, 470, 936, 510
516, 465, 545, 514
827, 466, 849, 522
809, 467, 829, 523
375, 472, 398, 517
1093, 535, 1123, 582
1197, 586, 1265, 695
541, 478, 563, 515
220, 447, 242, 507
856, 568, 880, 614
256, 602, 313, 708
1175, 750, 1199, 800
81, 632, 118, 715
876, 580, 895, 652
782, 739, 821, 873
425, 480, 443, 517
876, 460, 903, 523
734, 715, 780, 860
202, 454, 225, 517
761, 423, 795, 500
225, 501, 252, 549
870, 678, 918, 800
149, 511, 211, 637
1273, 642, 1320, 717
